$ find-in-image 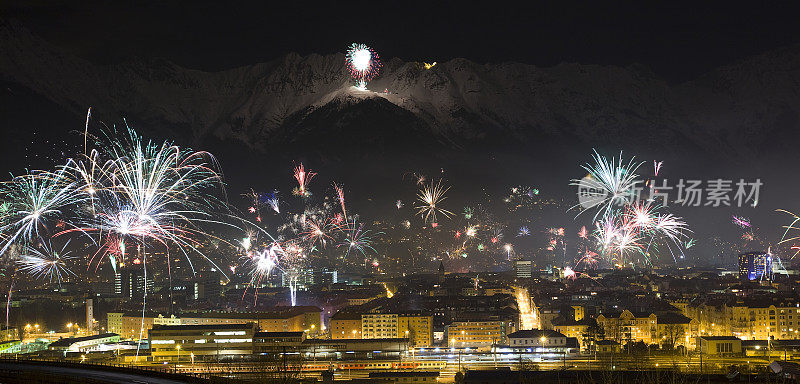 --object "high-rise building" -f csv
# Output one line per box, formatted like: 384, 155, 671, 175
738, 252, 773, 282
85, 298, 94, 334
114, 272, 122, 295
193, 273, 221, 301
515, 259, 533, 279
314, 269, 338, 285
118, 269, 154, 300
